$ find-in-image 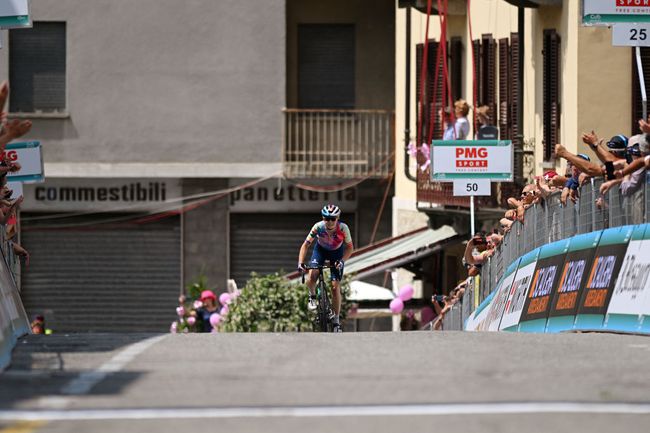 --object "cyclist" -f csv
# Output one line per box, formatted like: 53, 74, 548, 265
298, 204, 354, 333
